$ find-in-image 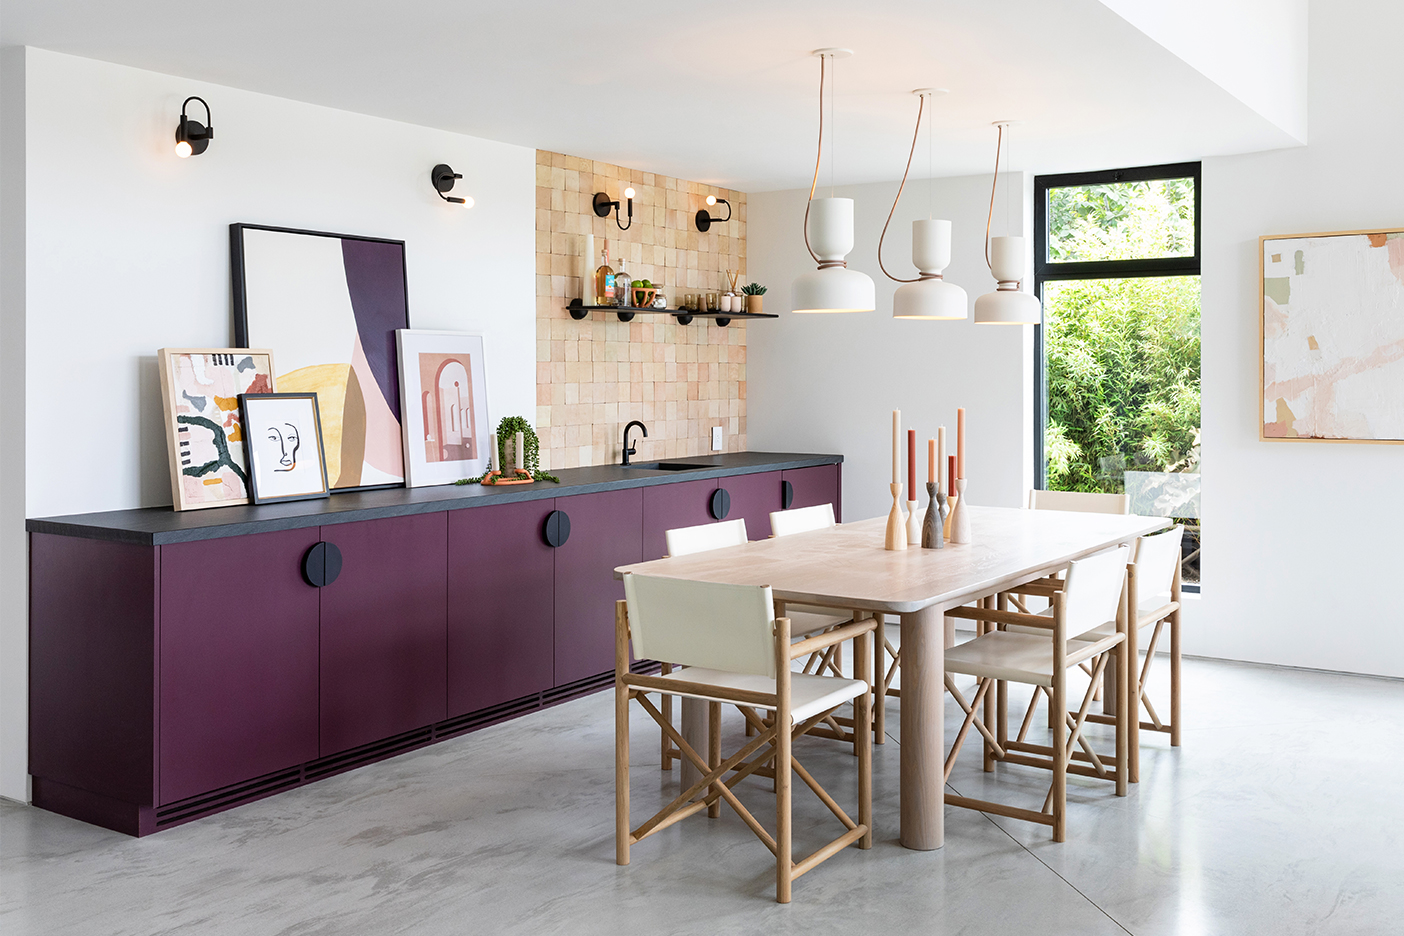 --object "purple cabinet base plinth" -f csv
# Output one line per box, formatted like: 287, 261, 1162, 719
31, 777, 157, 837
